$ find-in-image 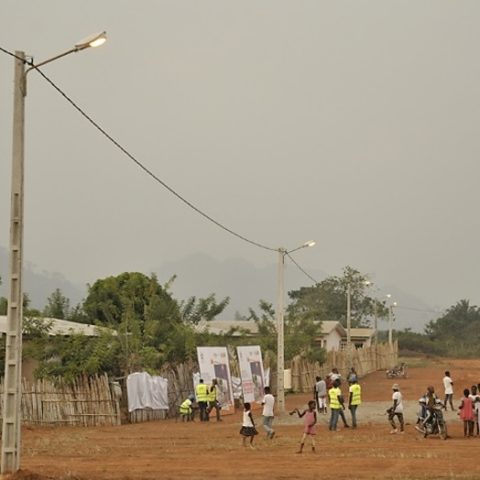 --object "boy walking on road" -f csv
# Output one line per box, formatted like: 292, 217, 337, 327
262, 386, 275, 439
443, 371, 454, 411
388, 384, 404, 434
